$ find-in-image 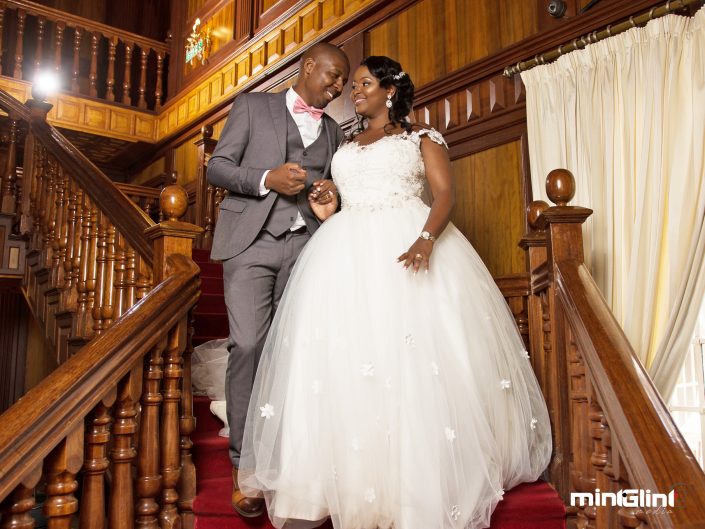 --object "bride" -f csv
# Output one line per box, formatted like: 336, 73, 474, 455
238, 55, 552, 529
